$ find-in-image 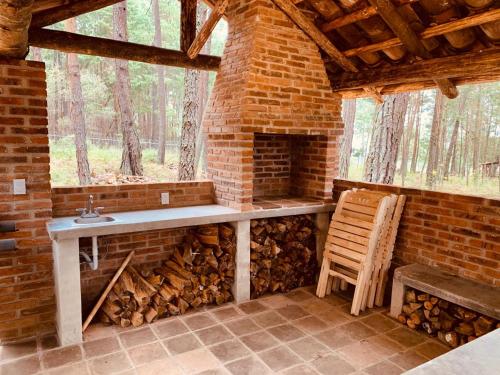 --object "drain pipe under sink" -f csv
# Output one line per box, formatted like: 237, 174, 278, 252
80, 236, 99, 270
